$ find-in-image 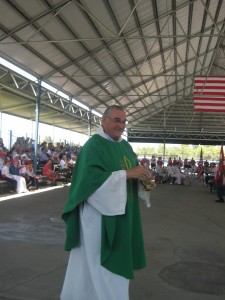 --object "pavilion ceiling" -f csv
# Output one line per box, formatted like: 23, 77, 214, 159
1, 0, 225, 144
